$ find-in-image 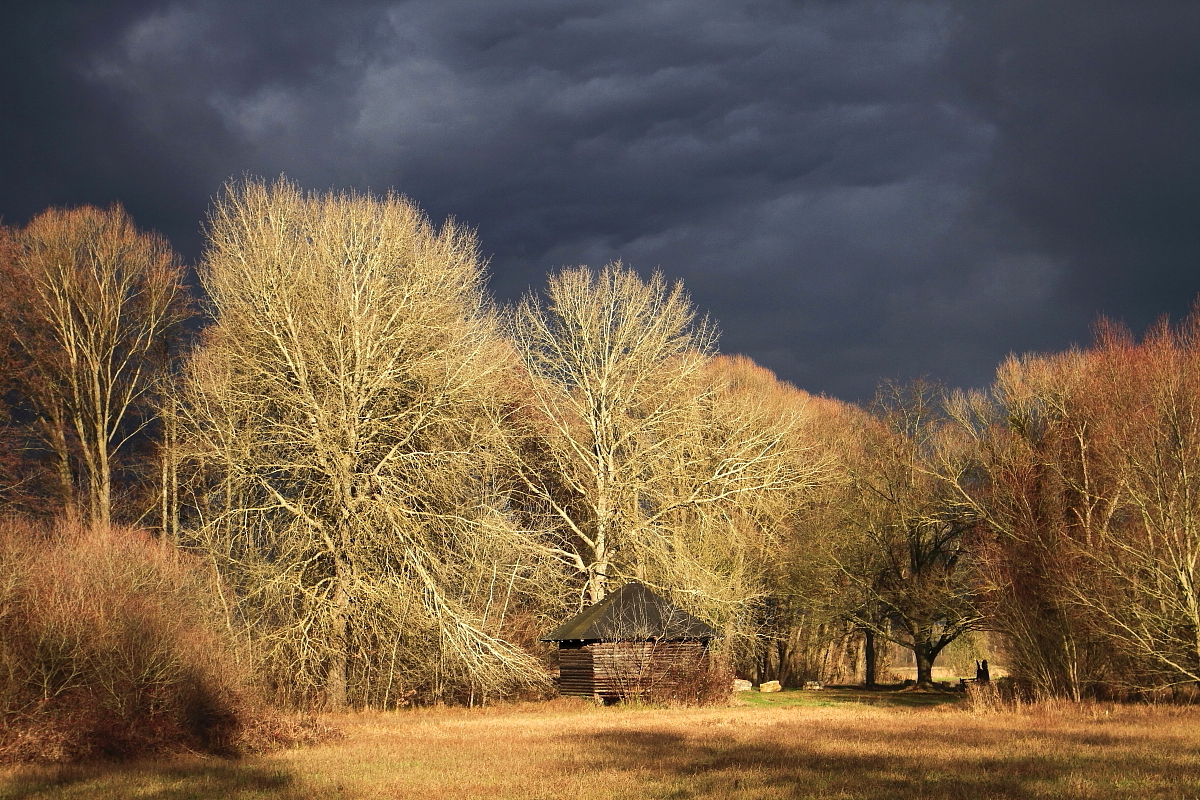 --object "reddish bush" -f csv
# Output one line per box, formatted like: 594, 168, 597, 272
0, 518, 271, 762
